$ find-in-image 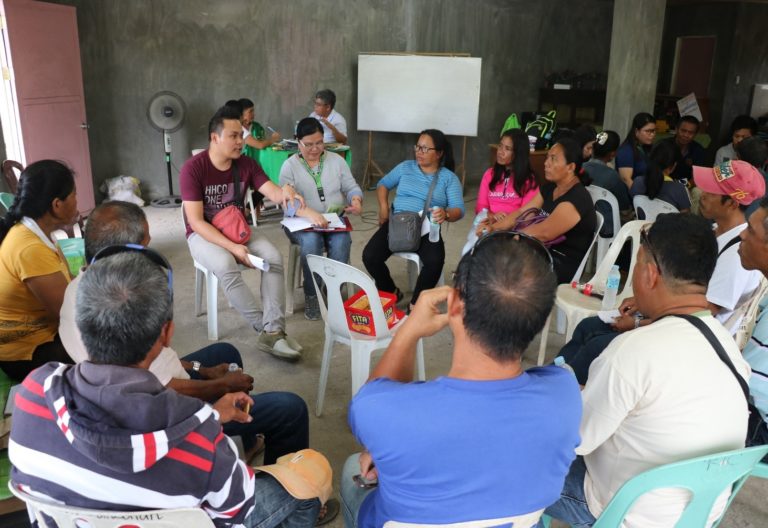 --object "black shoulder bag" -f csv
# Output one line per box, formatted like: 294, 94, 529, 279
388, 175, 439, 252
666, 314, 750, 404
